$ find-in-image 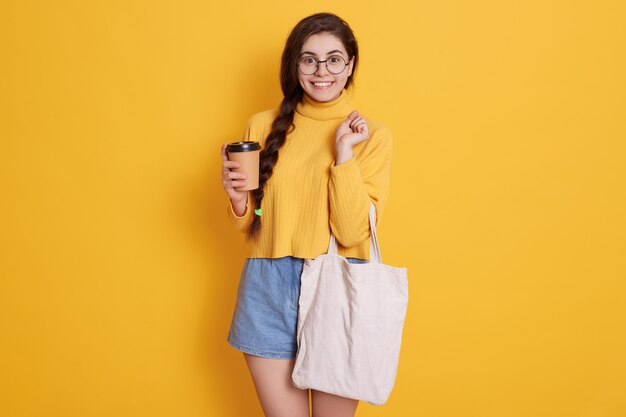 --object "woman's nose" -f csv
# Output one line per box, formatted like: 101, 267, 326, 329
315, 62, 330, 76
